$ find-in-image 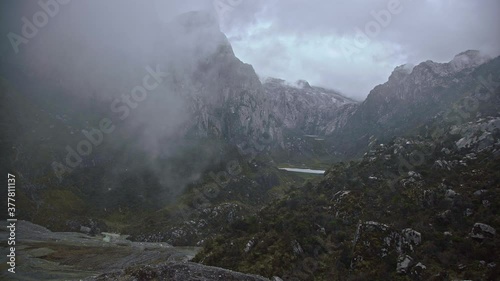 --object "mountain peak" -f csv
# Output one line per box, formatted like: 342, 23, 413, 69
262, 77, 285, 84
261, 77, 312, 89
388, 63, 415, 82
296, 79, 312, 89
394, 64, 415, 74
449, 50, 491, 71
396, 50, 492, 80
452, 49, 483, 60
